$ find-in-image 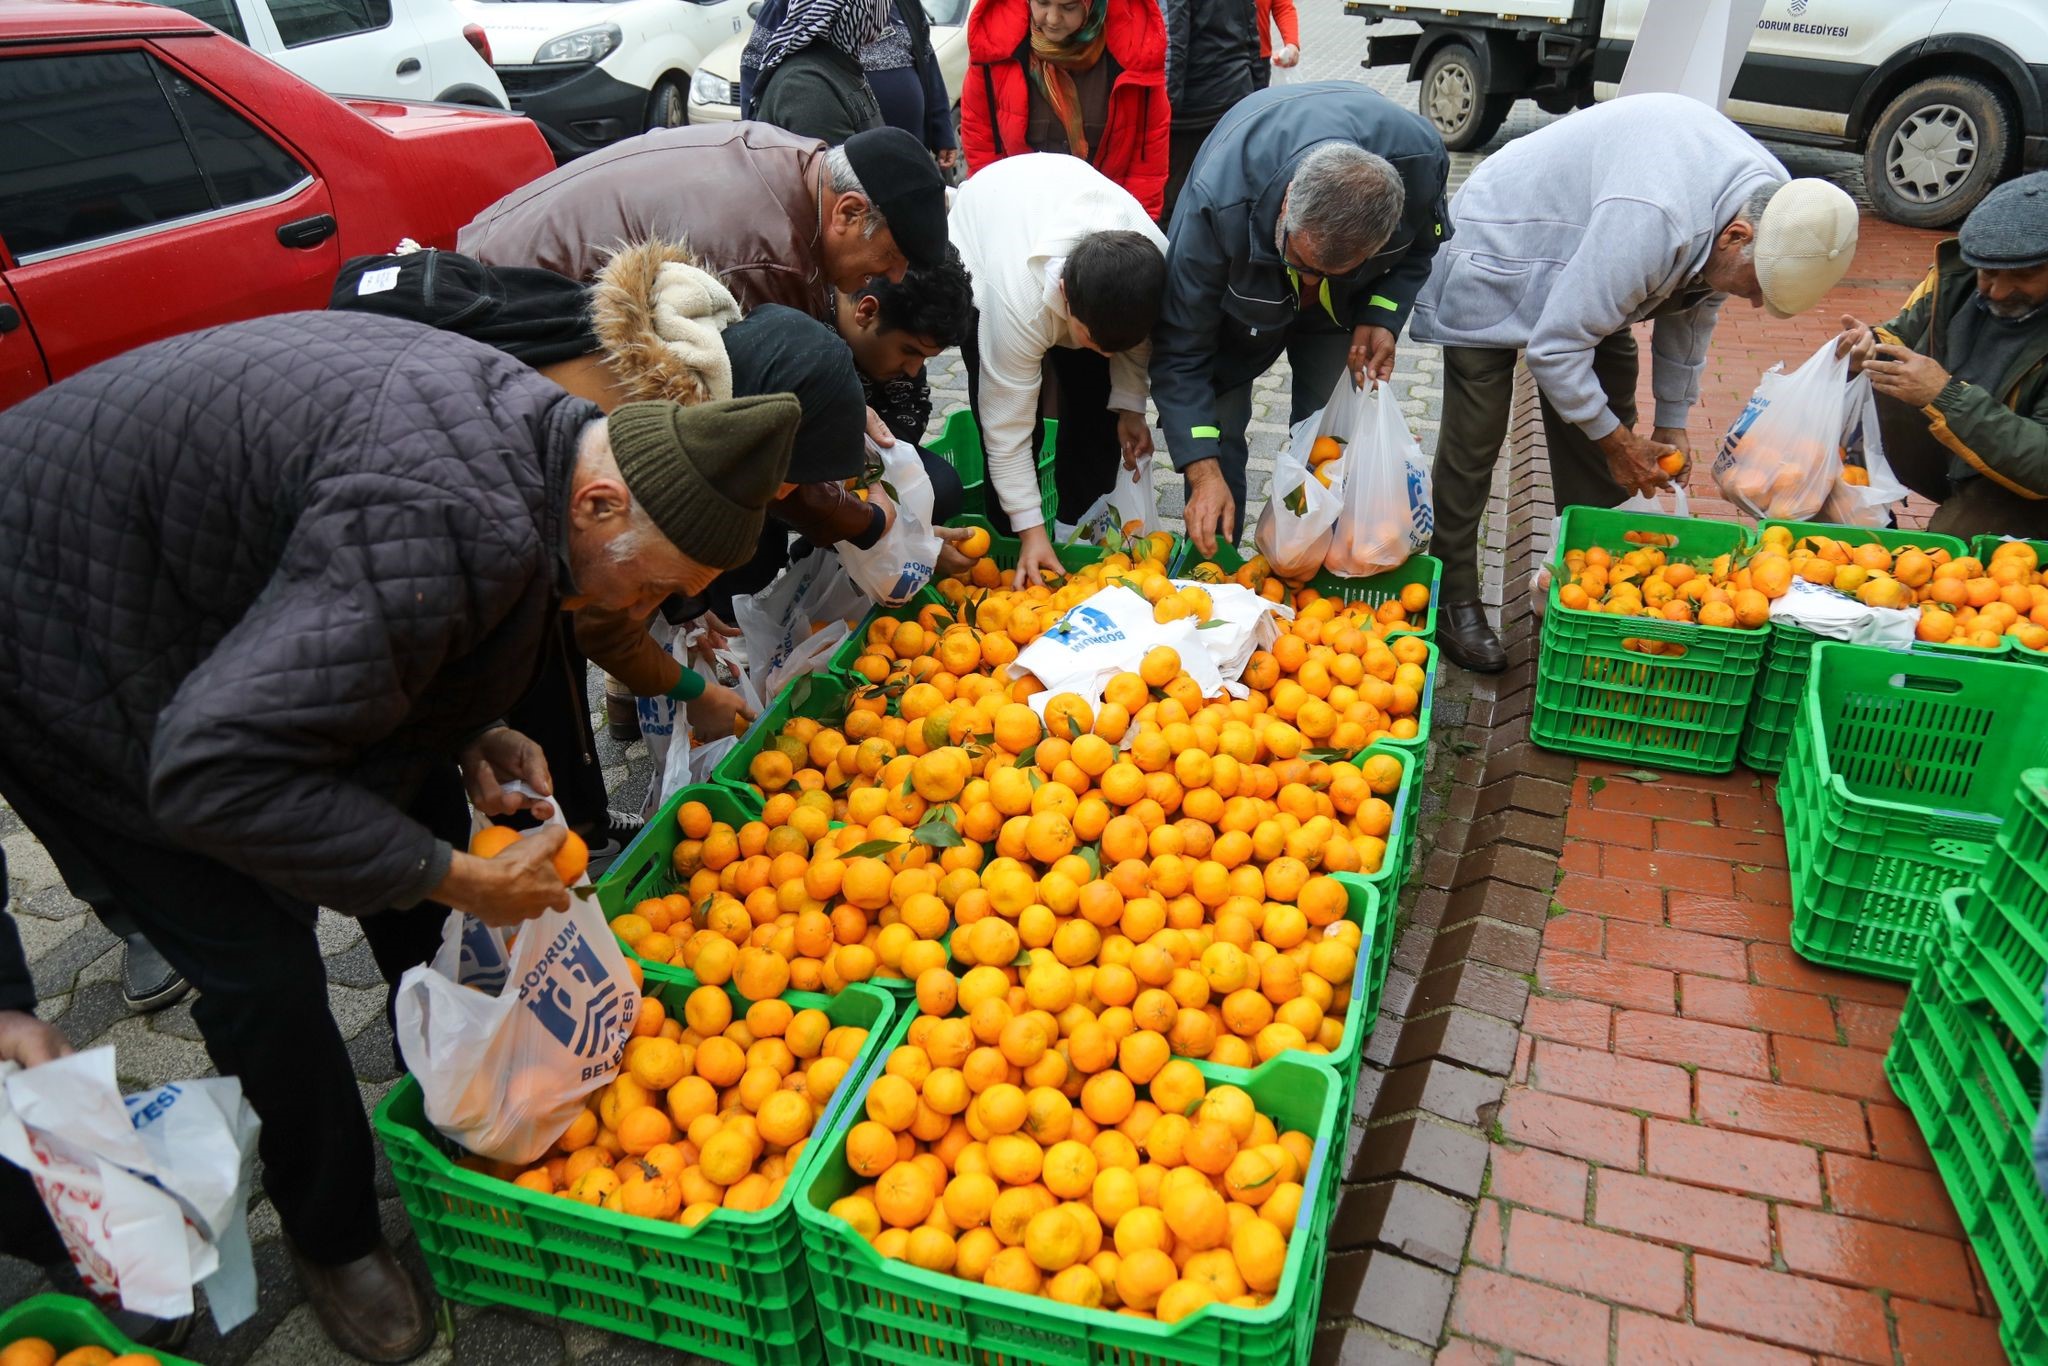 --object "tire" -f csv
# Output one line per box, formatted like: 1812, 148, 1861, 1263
646, 76, 687, 132
1420, 44, 1512, 152
1863, 74, 2016, 229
